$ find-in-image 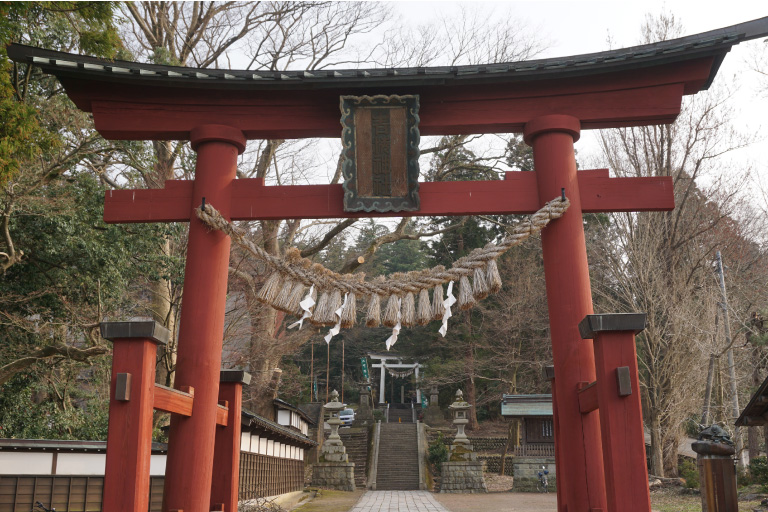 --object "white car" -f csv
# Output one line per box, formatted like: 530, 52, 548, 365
338, 408, 355, 425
